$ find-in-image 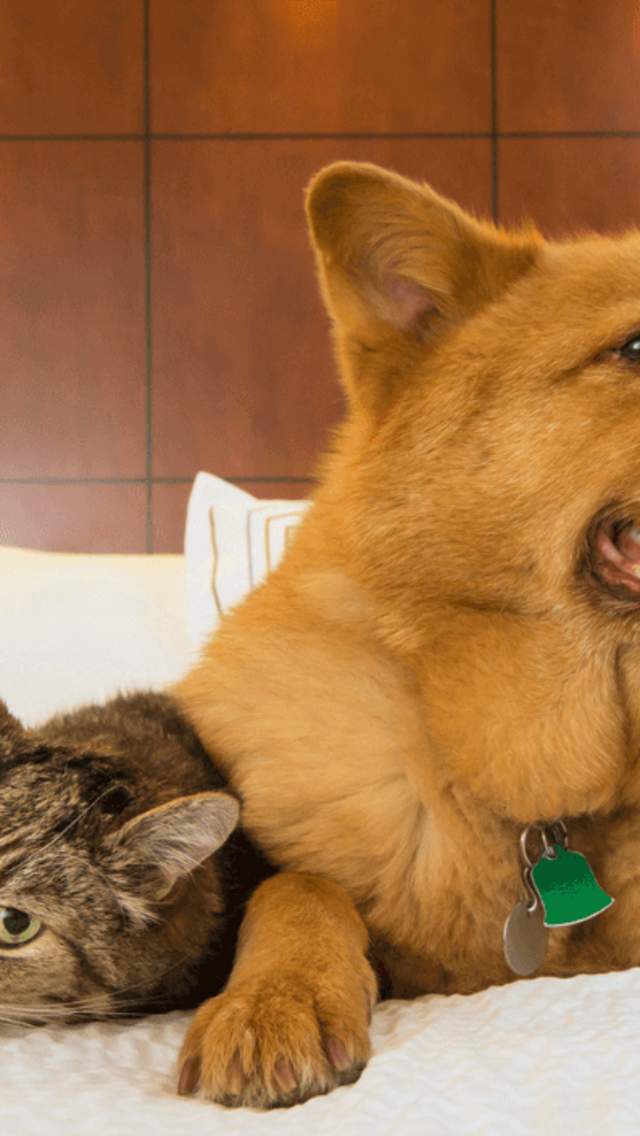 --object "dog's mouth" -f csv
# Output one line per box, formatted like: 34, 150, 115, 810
587, 513, 640, 604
